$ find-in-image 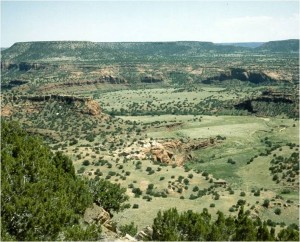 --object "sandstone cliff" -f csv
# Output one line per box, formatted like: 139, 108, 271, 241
1, 94, 102, 117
